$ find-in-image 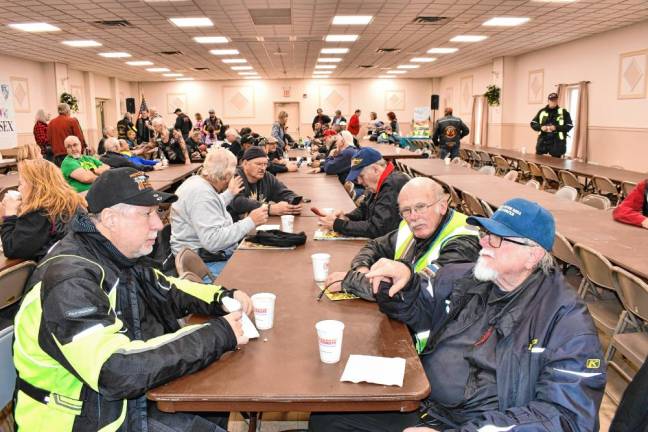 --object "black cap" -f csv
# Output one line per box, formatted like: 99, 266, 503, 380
547, 92, 558, 100
242, 146, 267, 161
86, 168, 177, 213
240, 134, 255, 145
174, 108, 182, 113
